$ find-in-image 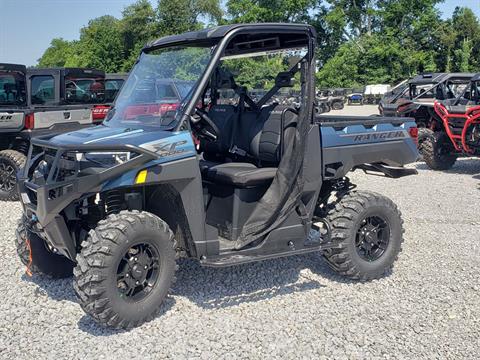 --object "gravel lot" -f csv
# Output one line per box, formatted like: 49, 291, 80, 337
0, 105, 479, 359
